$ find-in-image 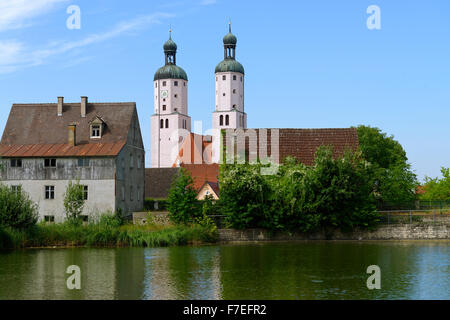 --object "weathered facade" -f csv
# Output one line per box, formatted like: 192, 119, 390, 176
0, 97, 145, 222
